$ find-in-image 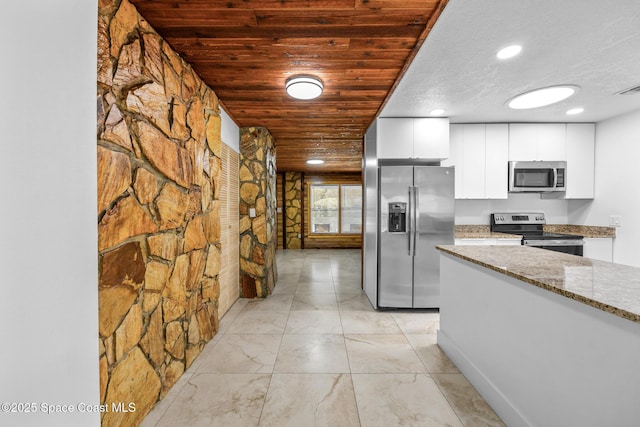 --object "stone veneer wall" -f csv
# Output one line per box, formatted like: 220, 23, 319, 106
97, 0, 228, 425
284, 171, 303, 249
239, 127, 278, 297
